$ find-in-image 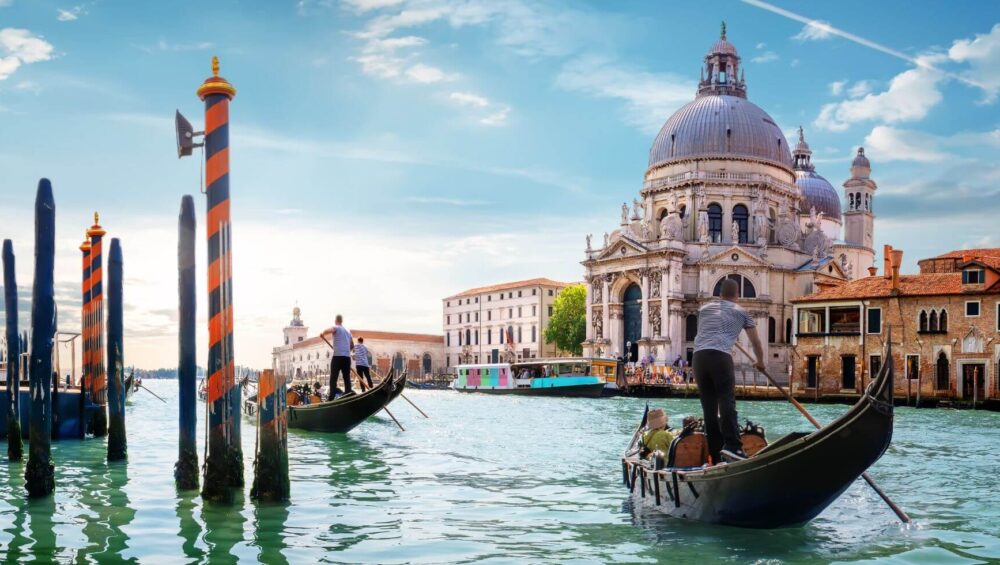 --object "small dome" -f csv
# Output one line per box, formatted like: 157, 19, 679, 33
292, 306, 301, 317
709, 38, 739, 56
796, 170, 842, 221
852, 147, 870, 168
